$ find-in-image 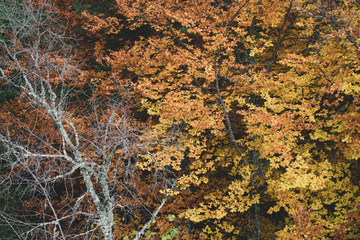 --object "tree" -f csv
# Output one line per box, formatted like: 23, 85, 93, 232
0, 0, 176, 239
78, 0, 360, 238
2, 0, 360, 239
